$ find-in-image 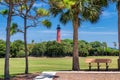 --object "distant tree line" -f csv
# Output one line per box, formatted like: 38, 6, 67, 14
0, 39, 118, 58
